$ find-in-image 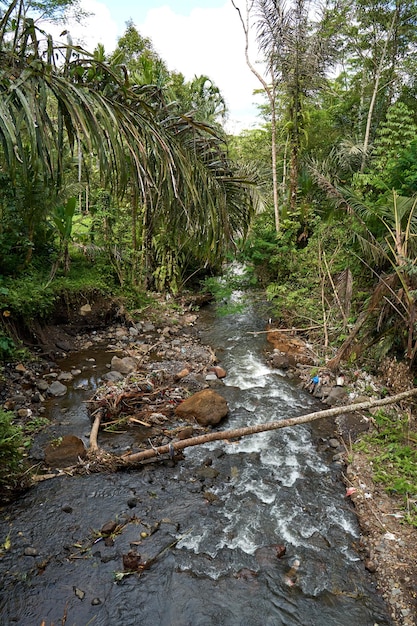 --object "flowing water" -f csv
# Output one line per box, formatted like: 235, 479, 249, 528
0, 300, 392, 625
